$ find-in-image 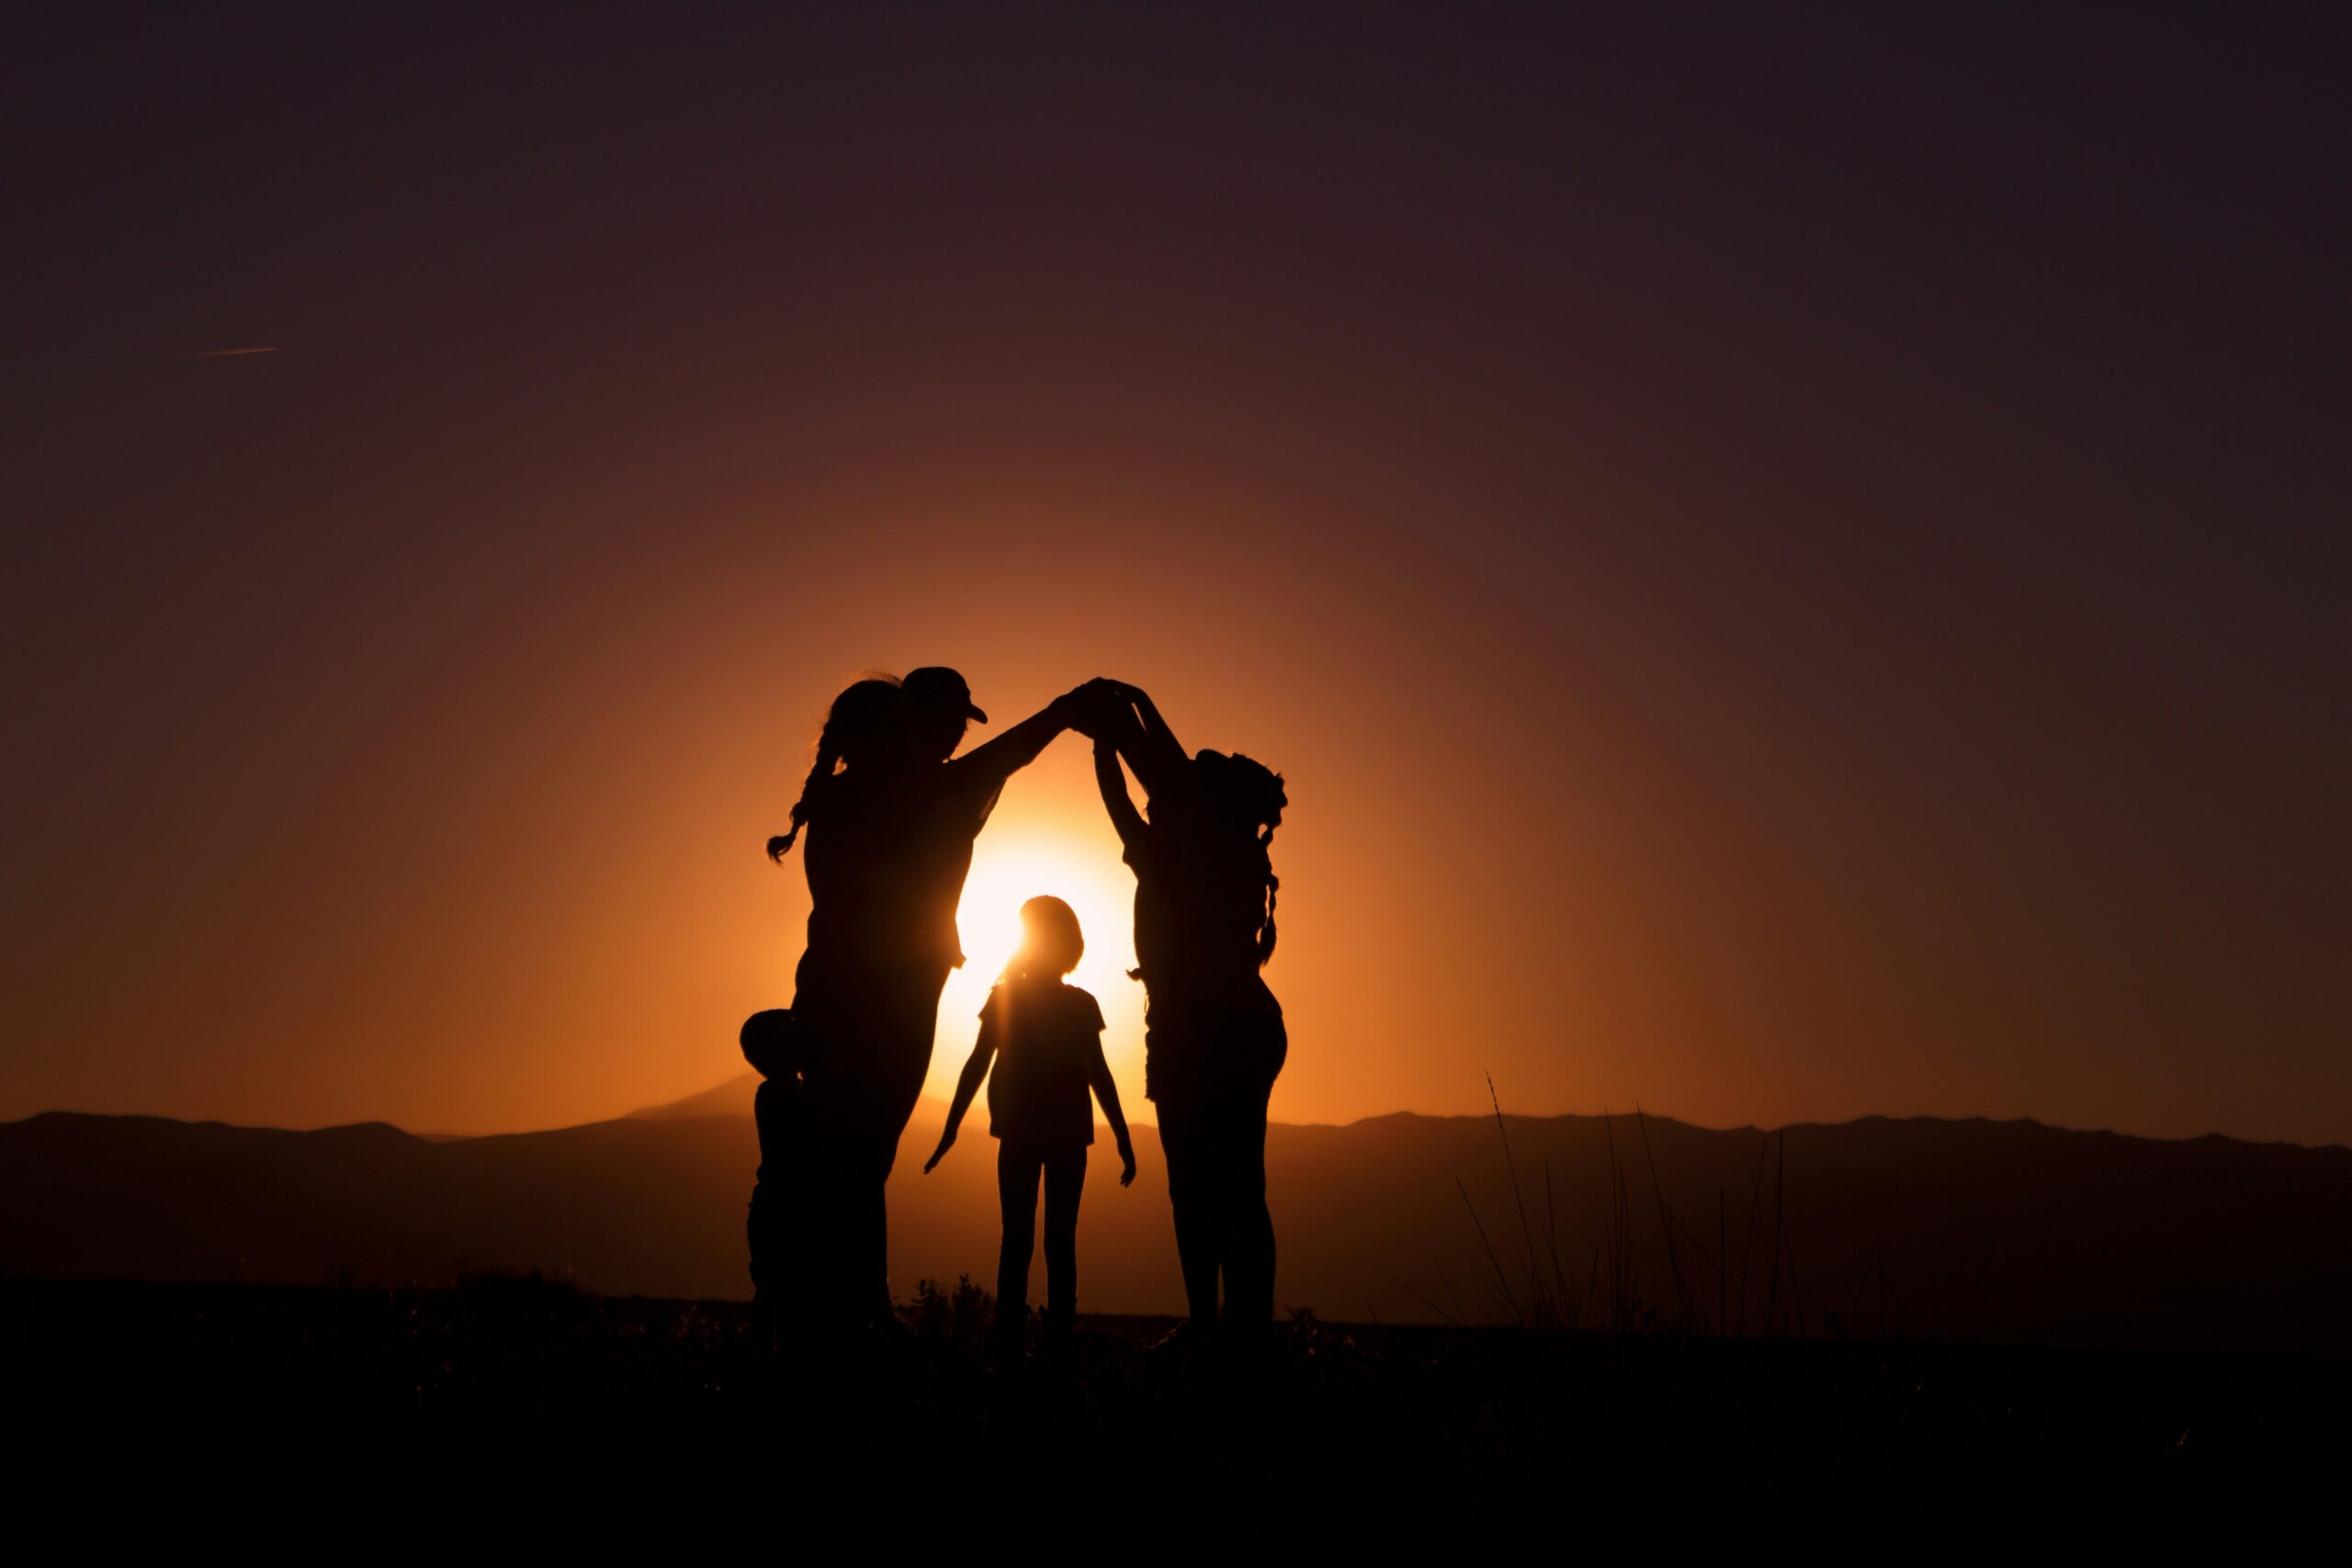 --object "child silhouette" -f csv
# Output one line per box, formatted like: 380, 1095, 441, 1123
925, 895, 1136, 1364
